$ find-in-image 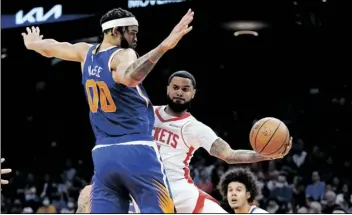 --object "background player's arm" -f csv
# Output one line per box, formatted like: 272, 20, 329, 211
76, 185, 92, 213
22, 26, 91, 62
